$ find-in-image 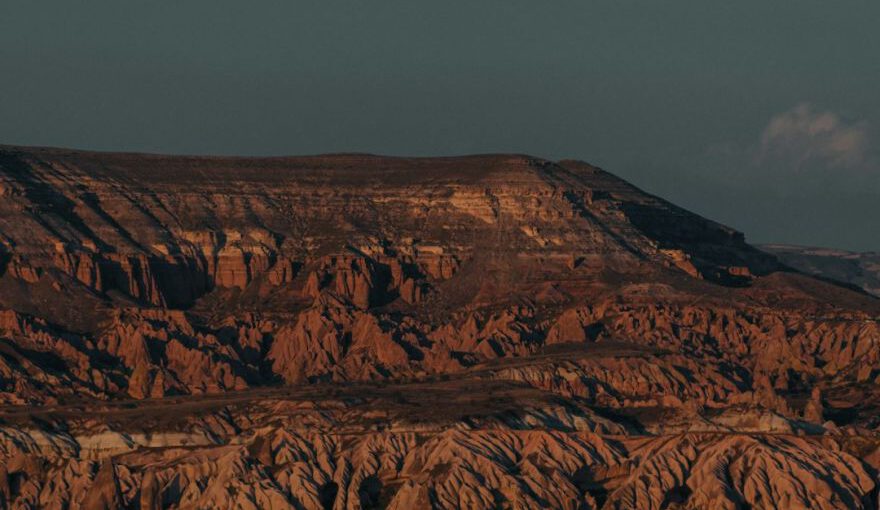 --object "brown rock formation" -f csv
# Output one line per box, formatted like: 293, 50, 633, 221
1, 145, 879, 508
